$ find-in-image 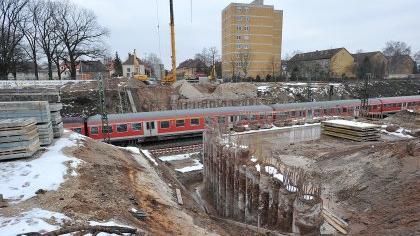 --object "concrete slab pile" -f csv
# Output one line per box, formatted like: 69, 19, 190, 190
0, 118, 40, 160
0, 89, 64, 138
322, 119, 380, 141
0, 101, 53, 146
203, 124, 323, 234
